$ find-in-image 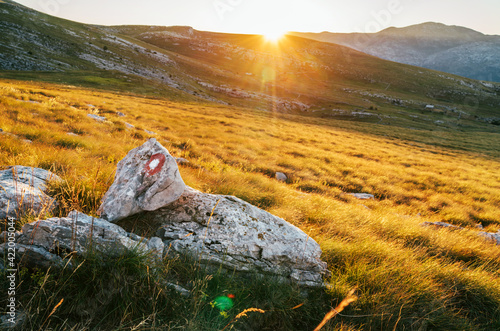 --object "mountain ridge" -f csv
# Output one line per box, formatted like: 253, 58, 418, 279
291, 22, 500, 82
1, 2, 500, 131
